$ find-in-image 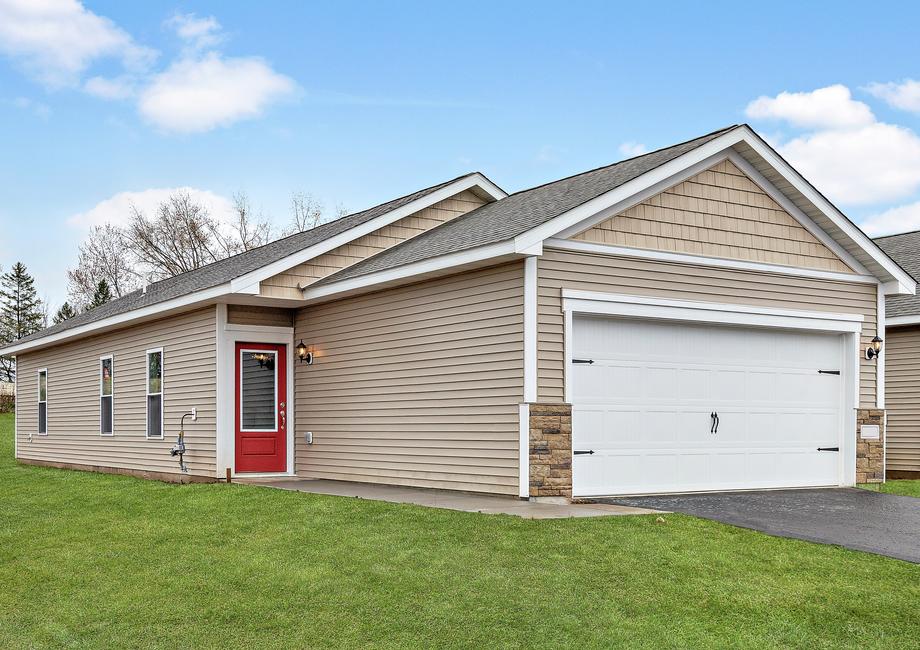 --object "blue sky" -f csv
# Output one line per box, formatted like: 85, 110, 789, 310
2, 1, 920, 309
